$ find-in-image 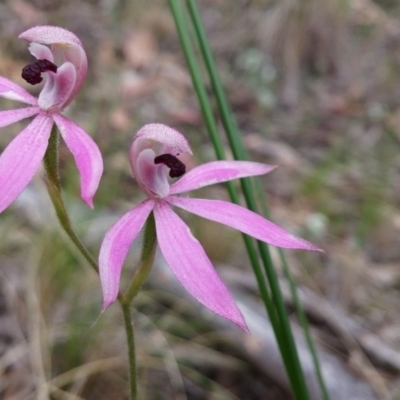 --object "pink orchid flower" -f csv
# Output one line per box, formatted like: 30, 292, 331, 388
0, 25, 103, 213
99, 123, 320, 330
